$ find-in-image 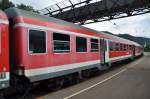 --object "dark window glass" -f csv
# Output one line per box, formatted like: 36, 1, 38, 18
53, 33, 70, 53
91, 39, 99, 52
127, 45, 129, 50
29, 30, 46, 53
116, 43, 119, 51
130, 45, 132, 50
120, 43, 123, 51
123, 44, 126, 51
109, 41, 114, 51
76, 37, 87, 52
